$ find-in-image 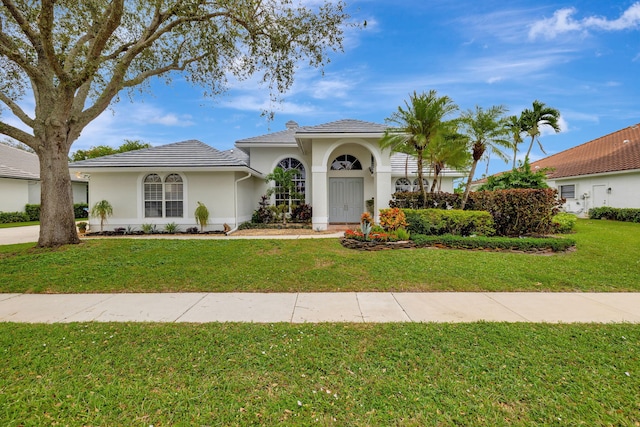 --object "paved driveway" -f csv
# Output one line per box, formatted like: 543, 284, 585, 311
0, 225, 39, 245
